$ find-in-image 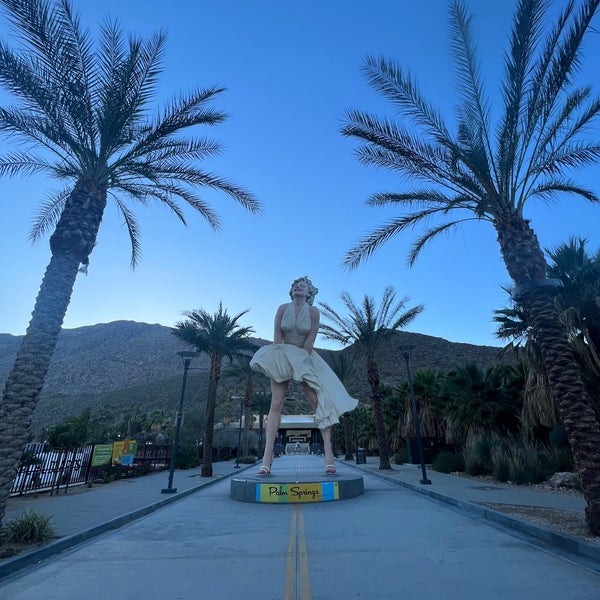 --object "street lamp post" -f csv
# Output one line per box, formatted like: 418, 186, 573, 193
354, 409, 359, 464
401, 346, 431, 485
235, 396, 244, 468
162, 351, 198, 494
